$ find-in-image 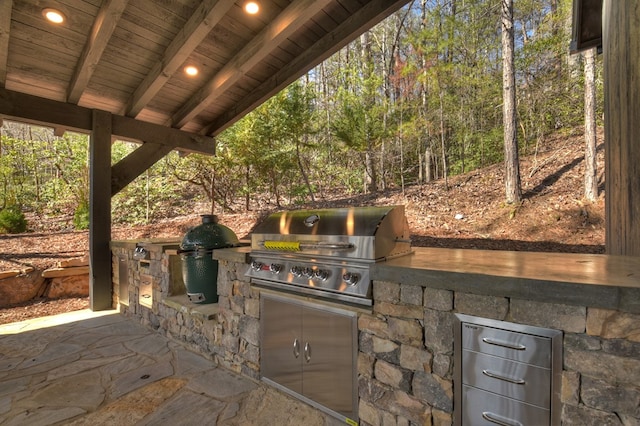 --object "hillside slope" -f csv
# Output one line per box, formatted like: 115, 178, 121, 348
0, 129, 605, 273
